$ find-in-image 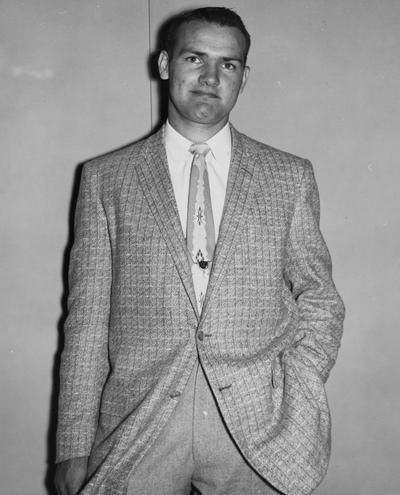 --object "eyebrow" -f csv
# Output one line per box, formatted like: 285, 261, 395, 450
221, 56, 243, 64
179, 49, 244, 65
